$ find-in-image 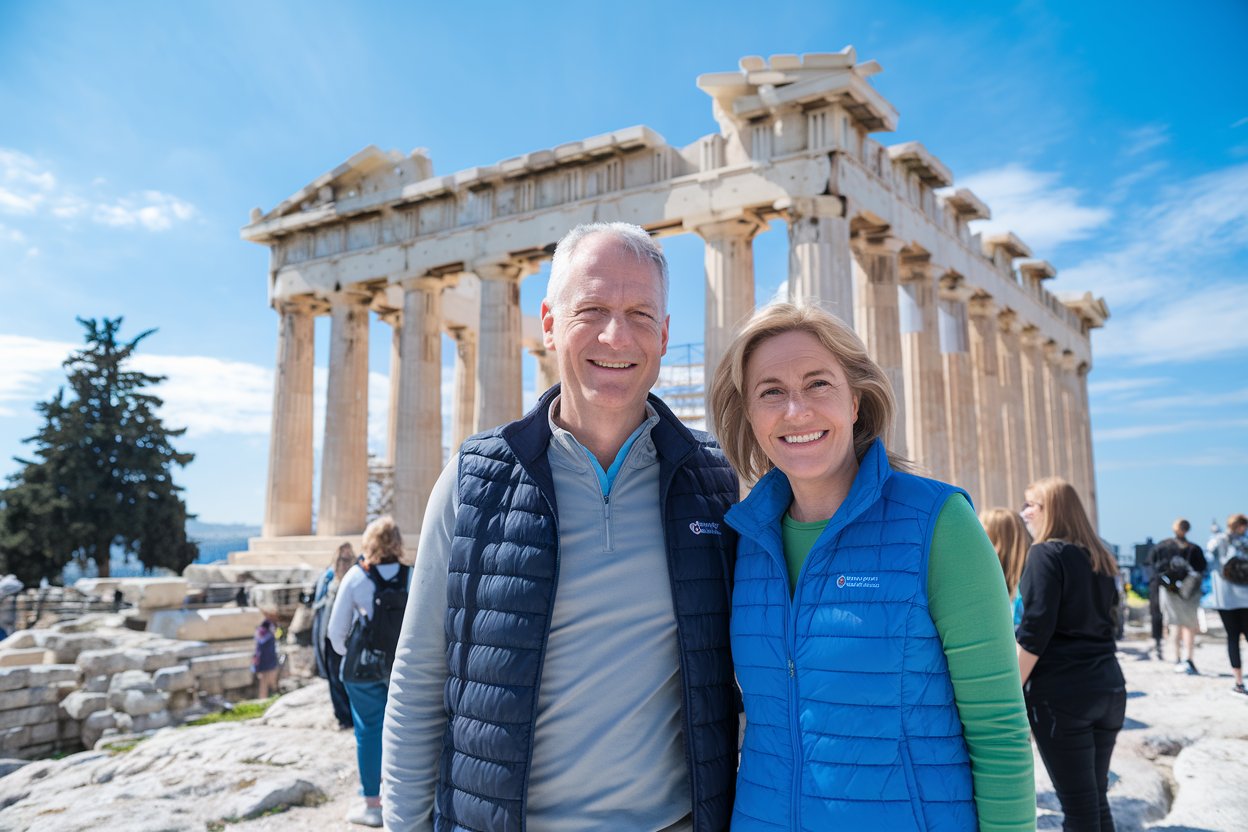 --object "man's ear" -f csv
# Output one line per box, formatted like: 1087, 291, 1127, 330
660, 314, 670, 357
541, 299, 556, 351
